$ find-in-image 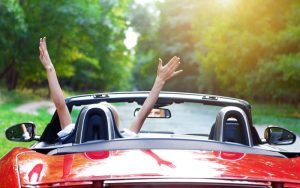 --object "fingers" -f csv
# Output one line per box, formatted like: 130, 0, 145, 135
168, 57, 181, 76
39, 38, 44, 57
39, 37, 47, 51
172, 69, 183, 77
167, 56, 180, 71
158, 58, 163, 68
165, 56, 179, 66
157, 56, 182, 81
39, 38, 44, 53
39, 37, 49, 63
161, 56, 180, 68
39, 46, 43, 57
43, 37, 47, 50
159, 56, 181, 72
